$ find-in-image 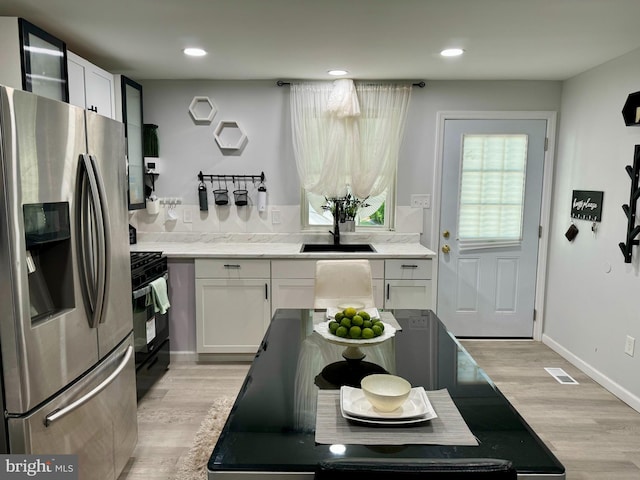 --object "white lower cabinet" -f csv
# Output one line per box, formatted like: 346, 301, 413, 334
271, 259, 385, 314
195, 259, 270, 354
271, 260, 317, 315
384, 259, 433, 309
194, 257, 434, 354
